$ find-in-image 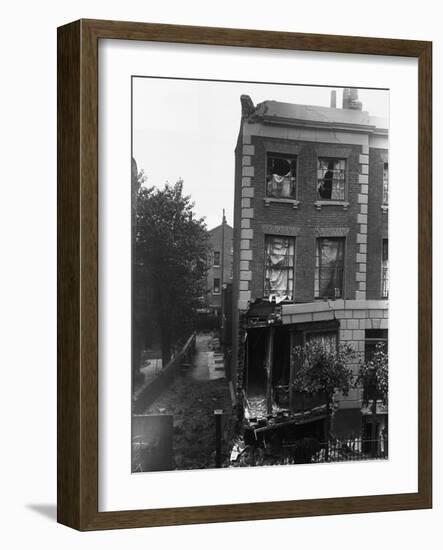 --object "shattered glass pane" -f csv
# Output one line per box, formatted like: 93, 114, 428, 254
266, 154, 297, 198
317, 157, 347, 200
